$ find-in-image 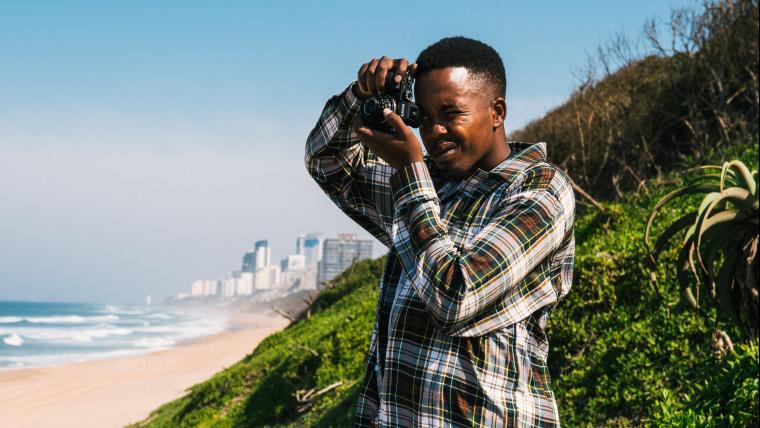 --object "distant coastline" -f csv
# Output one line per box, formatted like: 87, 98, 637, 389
0, 300, 232, 371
